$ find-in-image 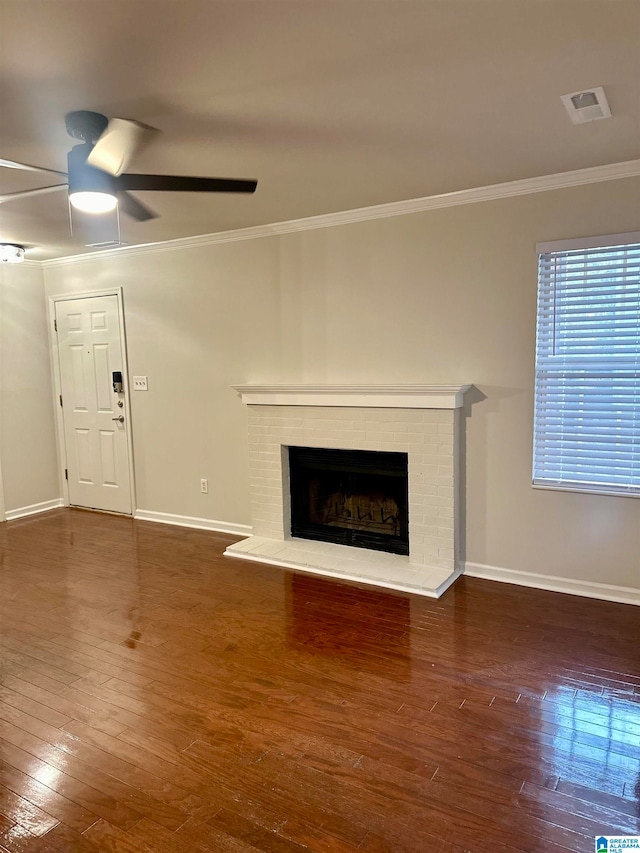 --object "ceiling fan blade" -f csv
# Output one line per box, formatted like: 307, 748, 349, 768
0, 158, 67, 177
117, 174, 257, 194
0, 184, 67, 204
117, 190, 158, 222
87, 118, 156, 176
